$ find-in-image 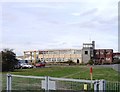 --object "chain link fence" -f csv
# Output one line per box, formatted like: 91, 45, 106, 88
49, 77, 94, 91
106, 81, 120, 91
2, 74, 120, 91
